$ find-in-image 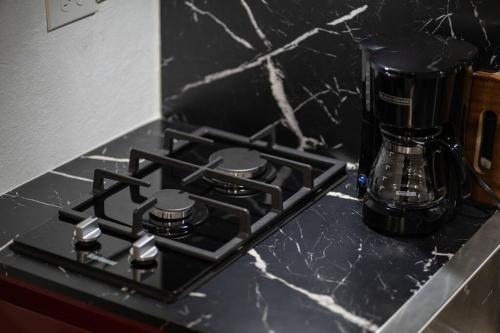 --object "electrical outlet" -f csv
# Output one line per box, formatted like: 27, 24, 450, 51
45, 0, 98, 31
